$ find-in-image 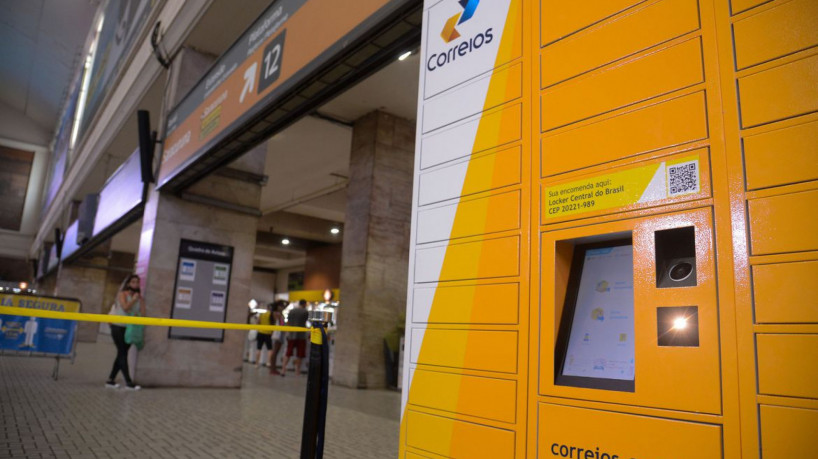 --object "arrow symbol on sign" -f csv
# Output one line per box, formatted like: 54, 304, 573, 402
240, 62, 258, 104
